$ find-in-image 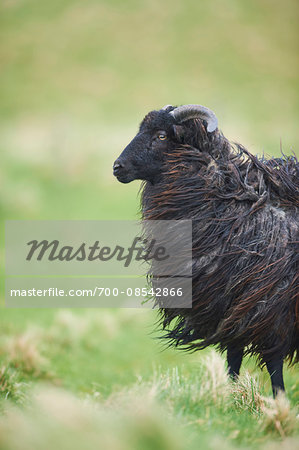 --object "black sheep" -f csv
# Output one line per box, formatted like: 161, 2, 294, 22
113, 104, 299, 396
